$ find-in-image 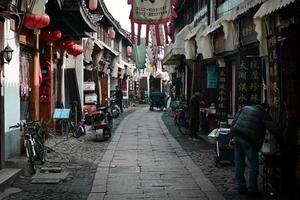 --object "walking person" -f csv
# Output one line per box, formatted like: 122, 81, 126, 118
189, 89, 201, 141
229, 103, 281, 196
115, 85, 123, 113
